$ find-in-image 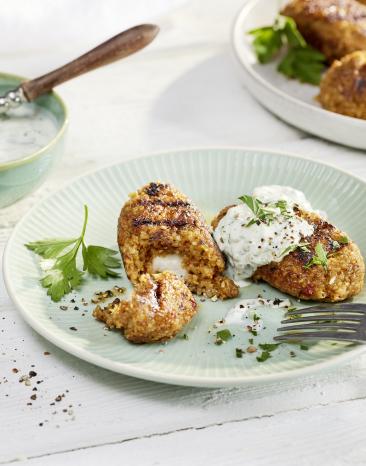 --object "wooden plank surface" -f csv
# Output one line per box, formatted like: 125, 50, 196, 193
1, 0, 366, 464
